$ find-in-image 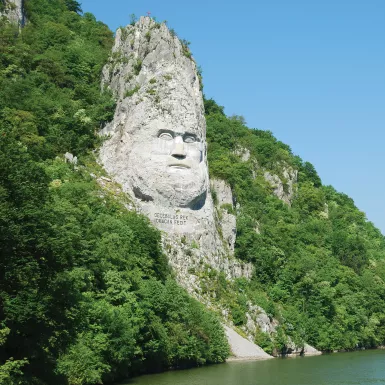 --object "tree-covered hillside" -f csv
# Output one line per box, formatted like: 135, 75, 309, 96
205, 98, 385, 353
2, 0, 385, 384
0, 2, 228, 384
